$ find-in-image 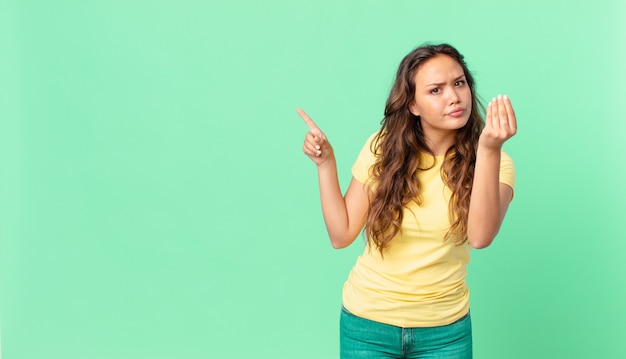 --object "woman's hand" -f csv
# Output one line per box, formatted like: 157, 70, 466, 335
468, 95, 517, 248
295, 108, 368, 249
297, 108, 335, 167
479, 95, 517, 150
